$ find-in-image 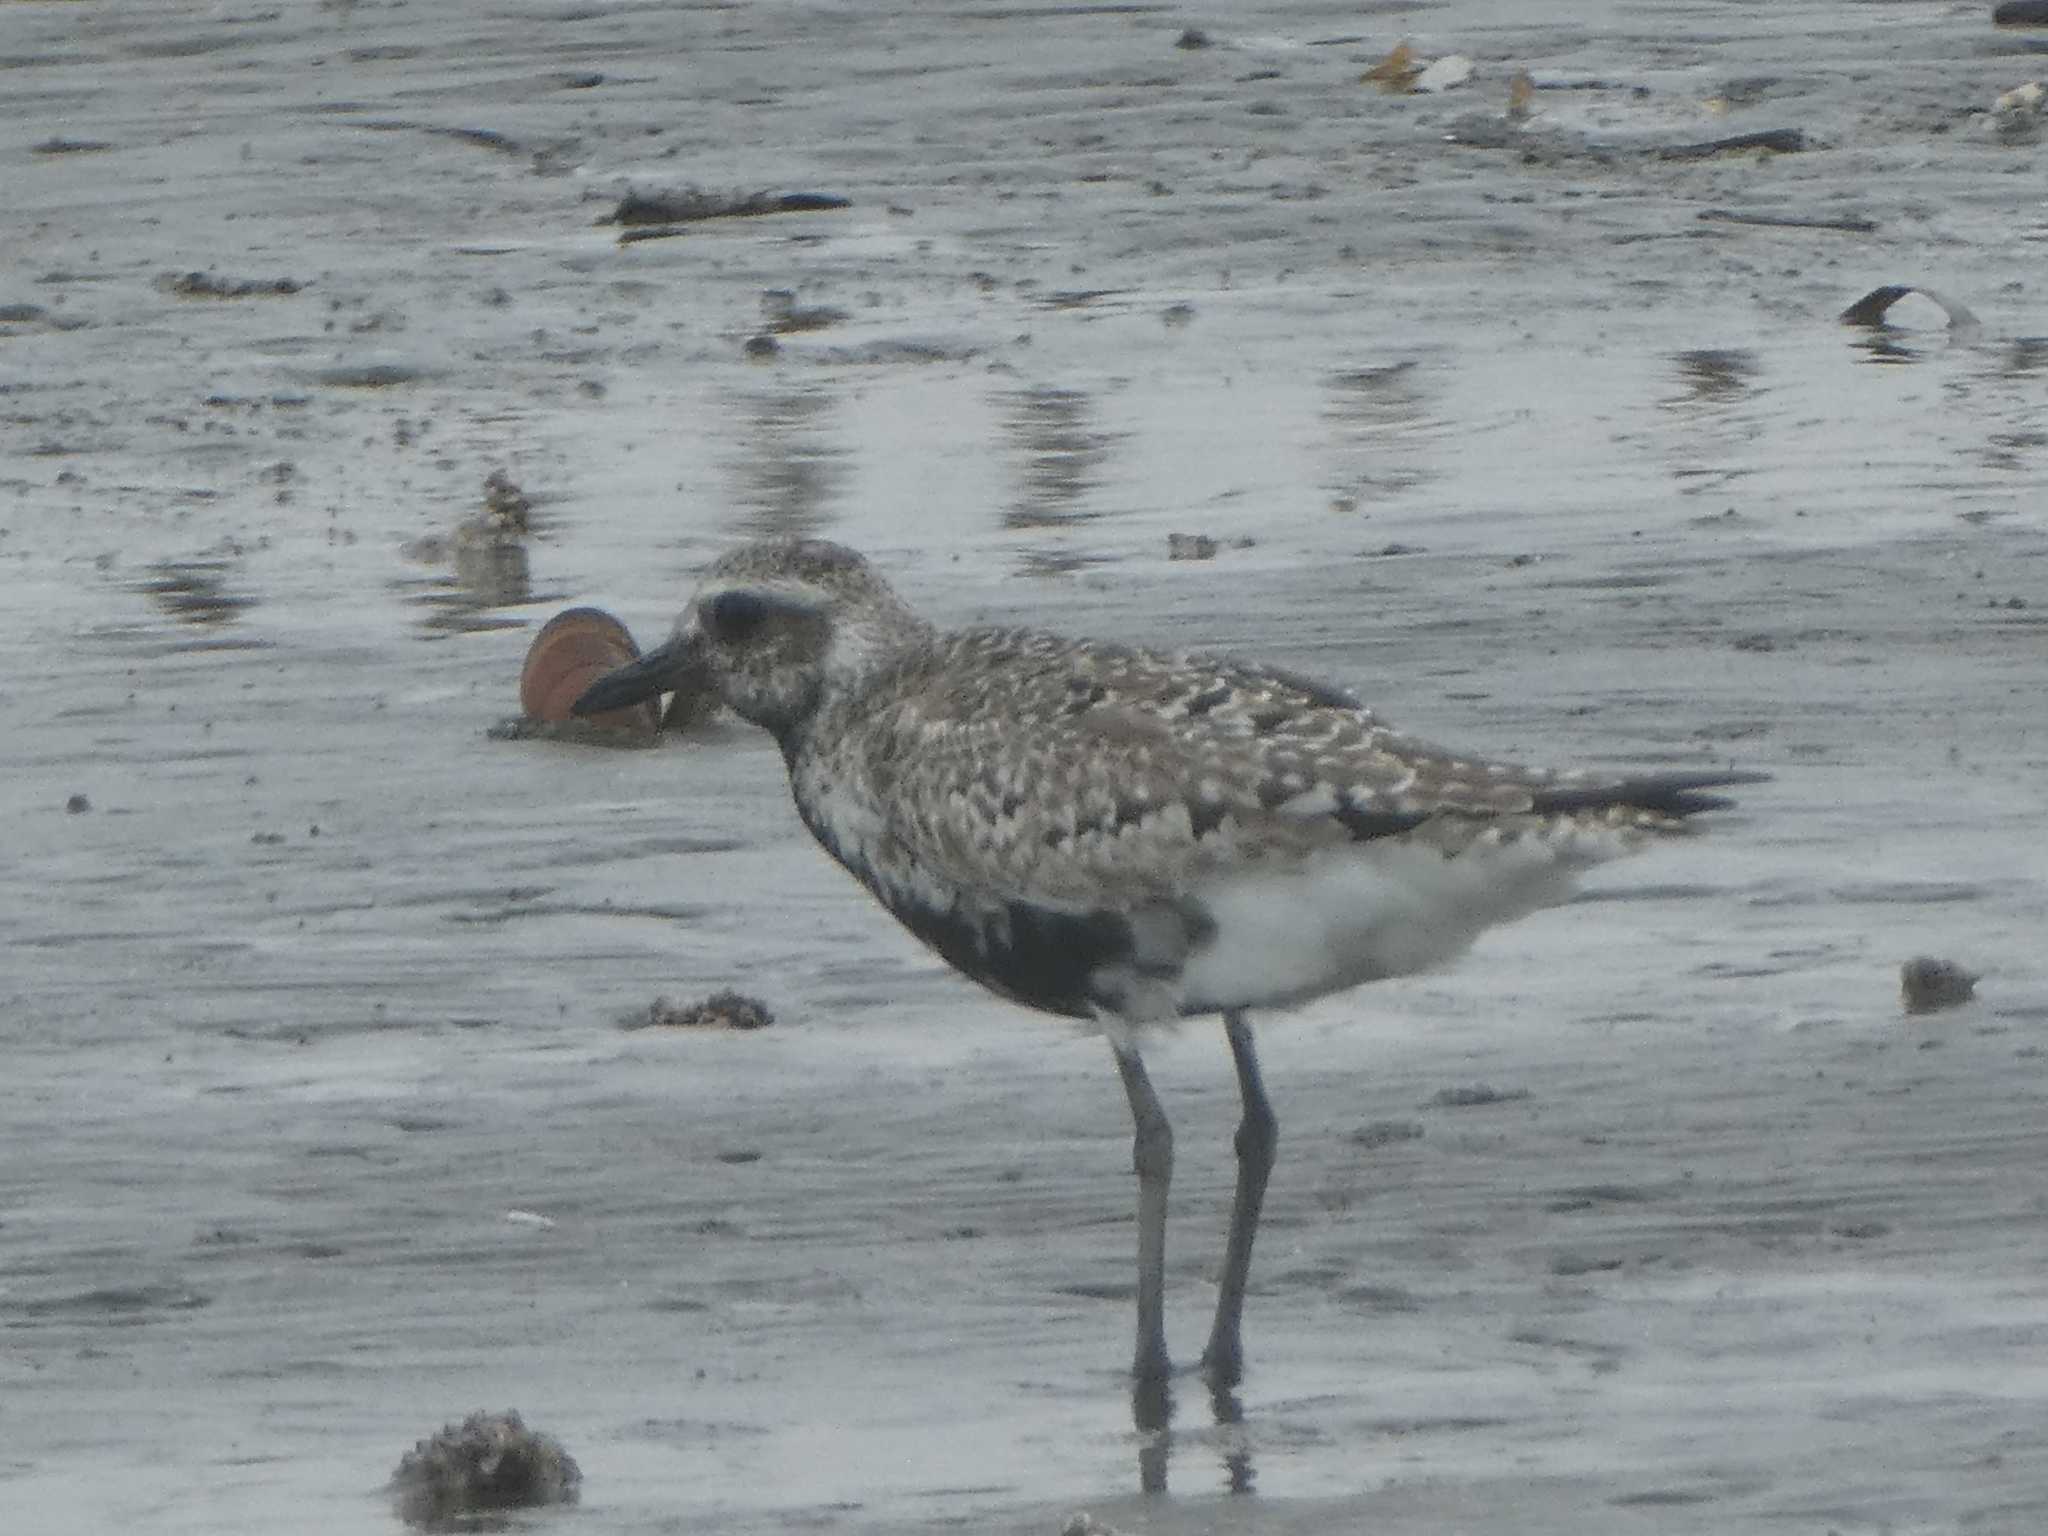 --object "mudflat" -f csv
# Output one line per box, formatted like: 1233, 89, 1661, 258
3, 2, 2045, 1532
